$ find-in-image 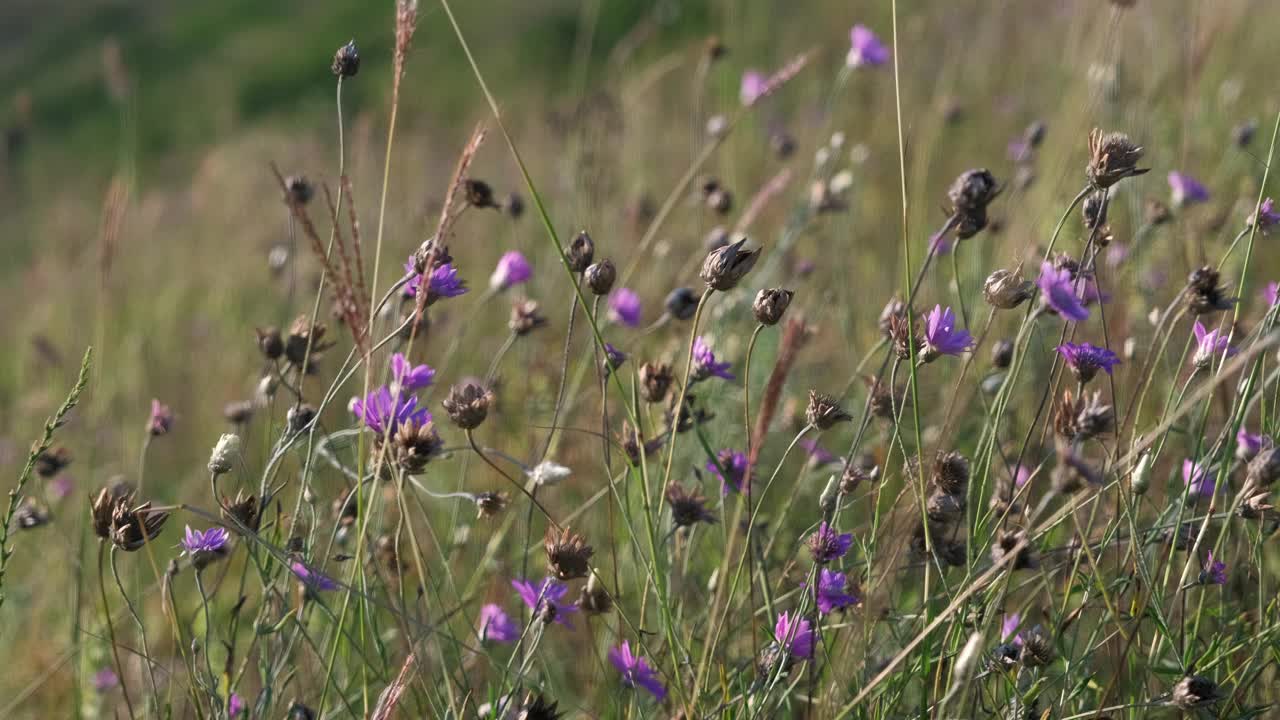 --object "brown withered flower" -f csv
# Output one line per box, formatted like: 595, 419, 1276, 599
887, 313, 919, 360
666, 482, 716, 528
1054, 390, 1113, 441
284, 175, 314, 206
474, 491, 509, 519
983, 269, 1035, 310
948, 169, 1000, 216
256, 326, 284, 360
1237, 491, 1275, 521
839, 460, 879, 495
509, 299, 548, 336
464, 178, 499, 210
619, 422, 665, 466
544, 526, 594, 580
864, 376, 901, 422
699, 237, 760, 291
1017, 625, 1054, 666
1247, 445, 1280, 487
1086, 129, 1148, 189
932, 451, 971, 495
805, 390, 852, 430
389, 418, 443, 474
753, 288, 794, 326
666, 392, 713, 434
639, 362, 674, 404
1082, 191, 1108, 230
35, 446, 72, 478
443, 383, 494, 430
284, 316, 332, 366
1185, 266, 1237, 315
517, 693, 563, 720
109, 497, 171, 551
577, 573, 613, 615
566, 231, 594, 272
1170, 675, 1221, 710
926, 490, 965, 523
584, 259, 616, 295
878, 296, 905, 338
220, 490, 261, 532
90, 484, 132, 540
331, 40, 360, 77
992, 528, 1038, 571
